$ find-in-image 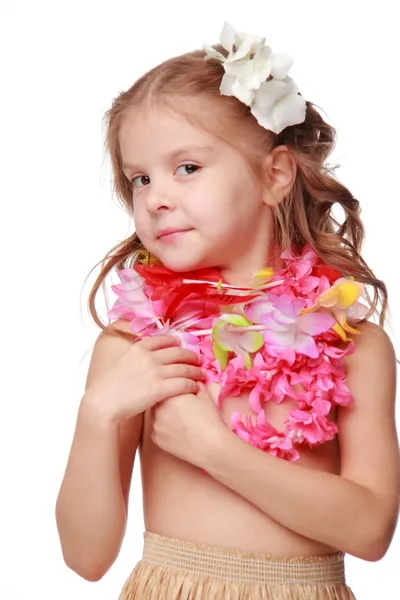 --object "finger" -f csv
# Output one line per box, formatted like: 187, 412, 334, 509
160, 378, 199, 399
140, 335, 181, 351
162, 364, 205, 381
155, 347, 201, 366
